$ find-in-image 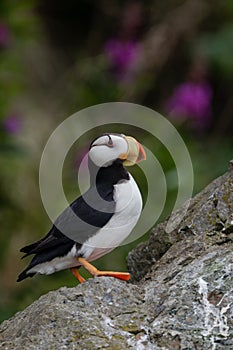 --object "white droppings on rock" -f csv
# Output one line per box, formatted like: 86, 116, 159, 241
127, 328, 153, 350
198, 277, 231, 349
